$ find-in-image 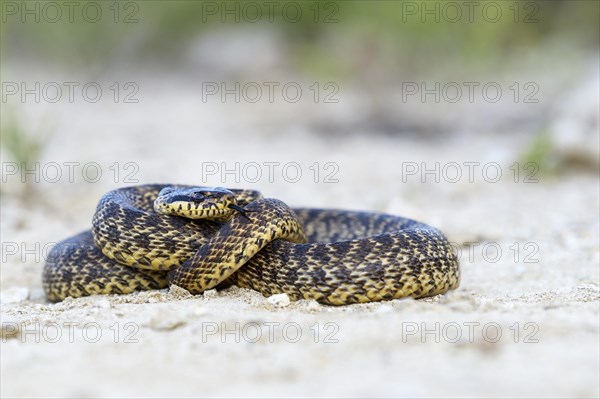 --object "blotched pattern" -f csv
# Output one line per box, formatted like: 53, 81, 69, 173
43, 185, 460, 305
